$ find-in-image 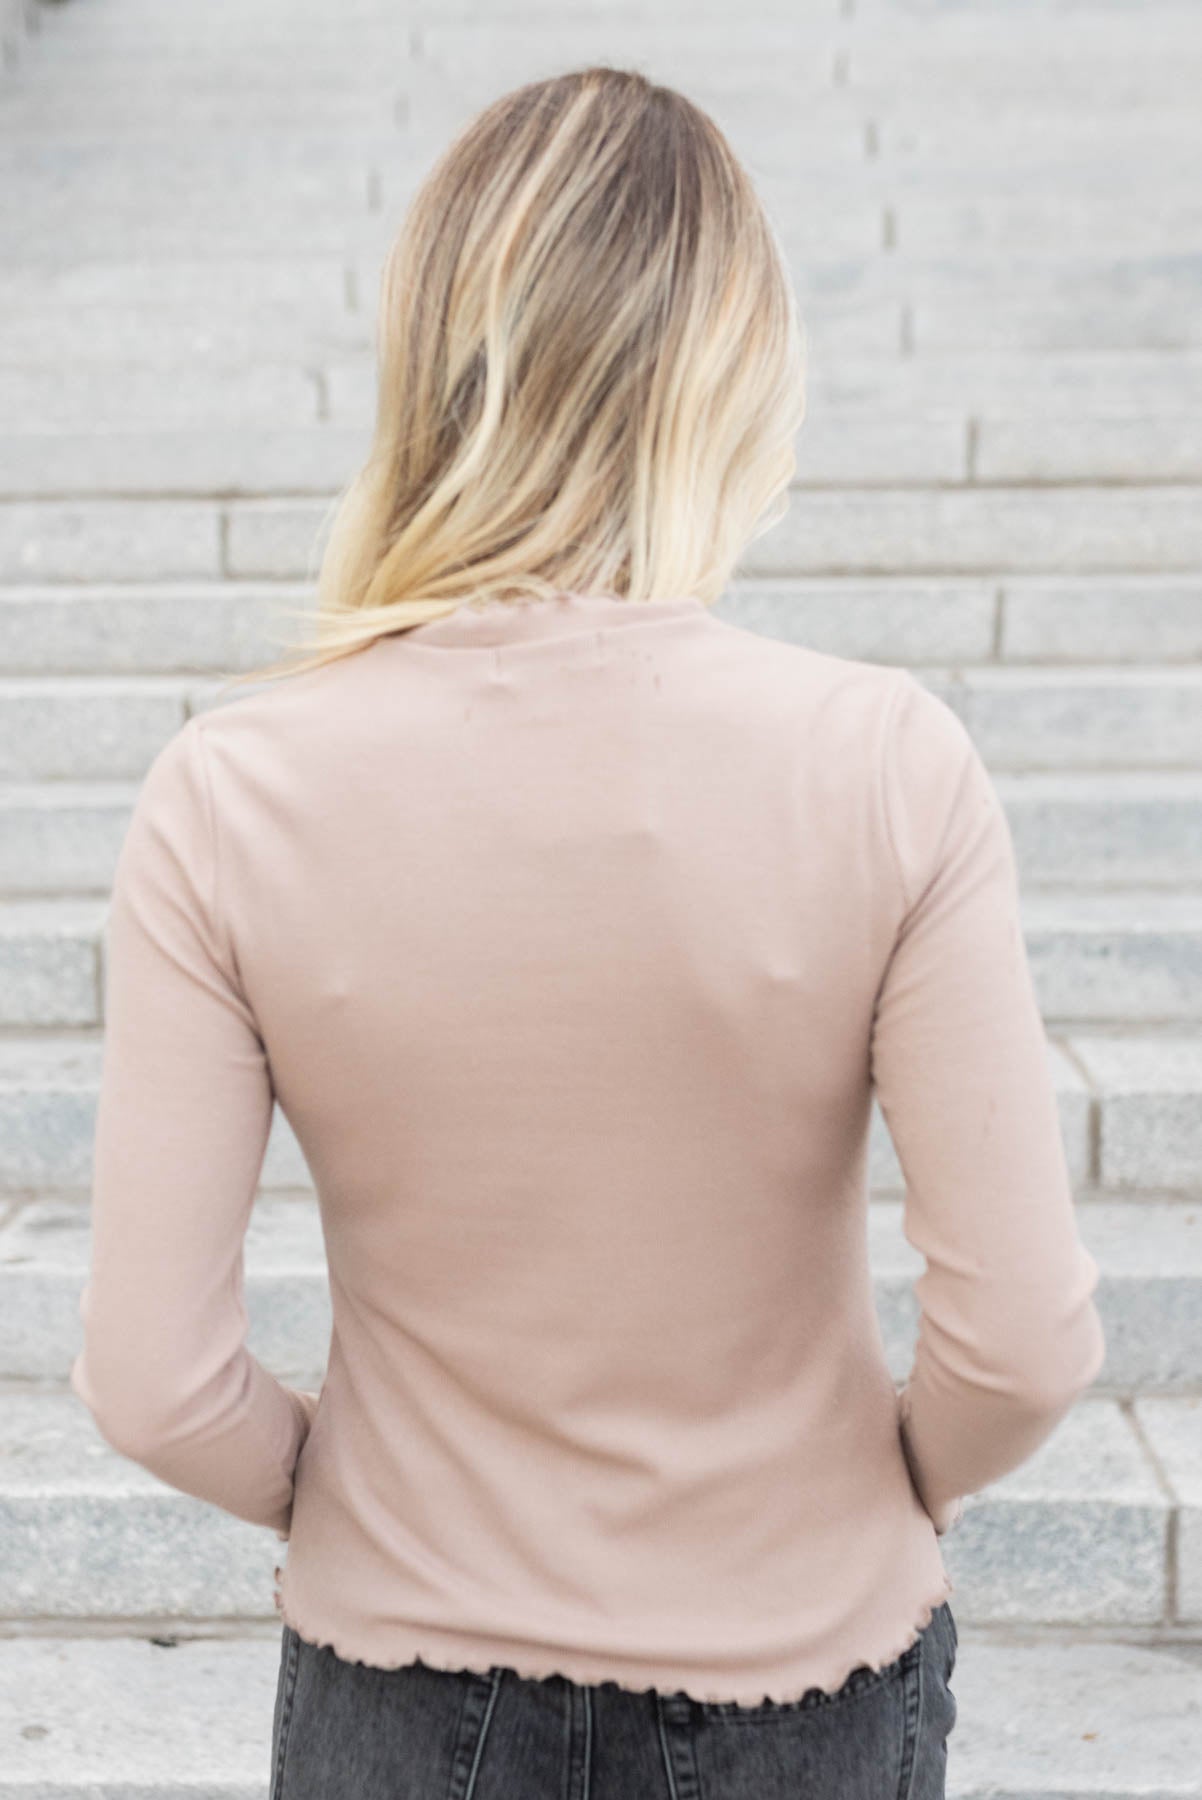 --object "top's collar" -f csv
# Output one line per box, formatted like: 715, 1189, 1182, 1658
389, 589, 713, 650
